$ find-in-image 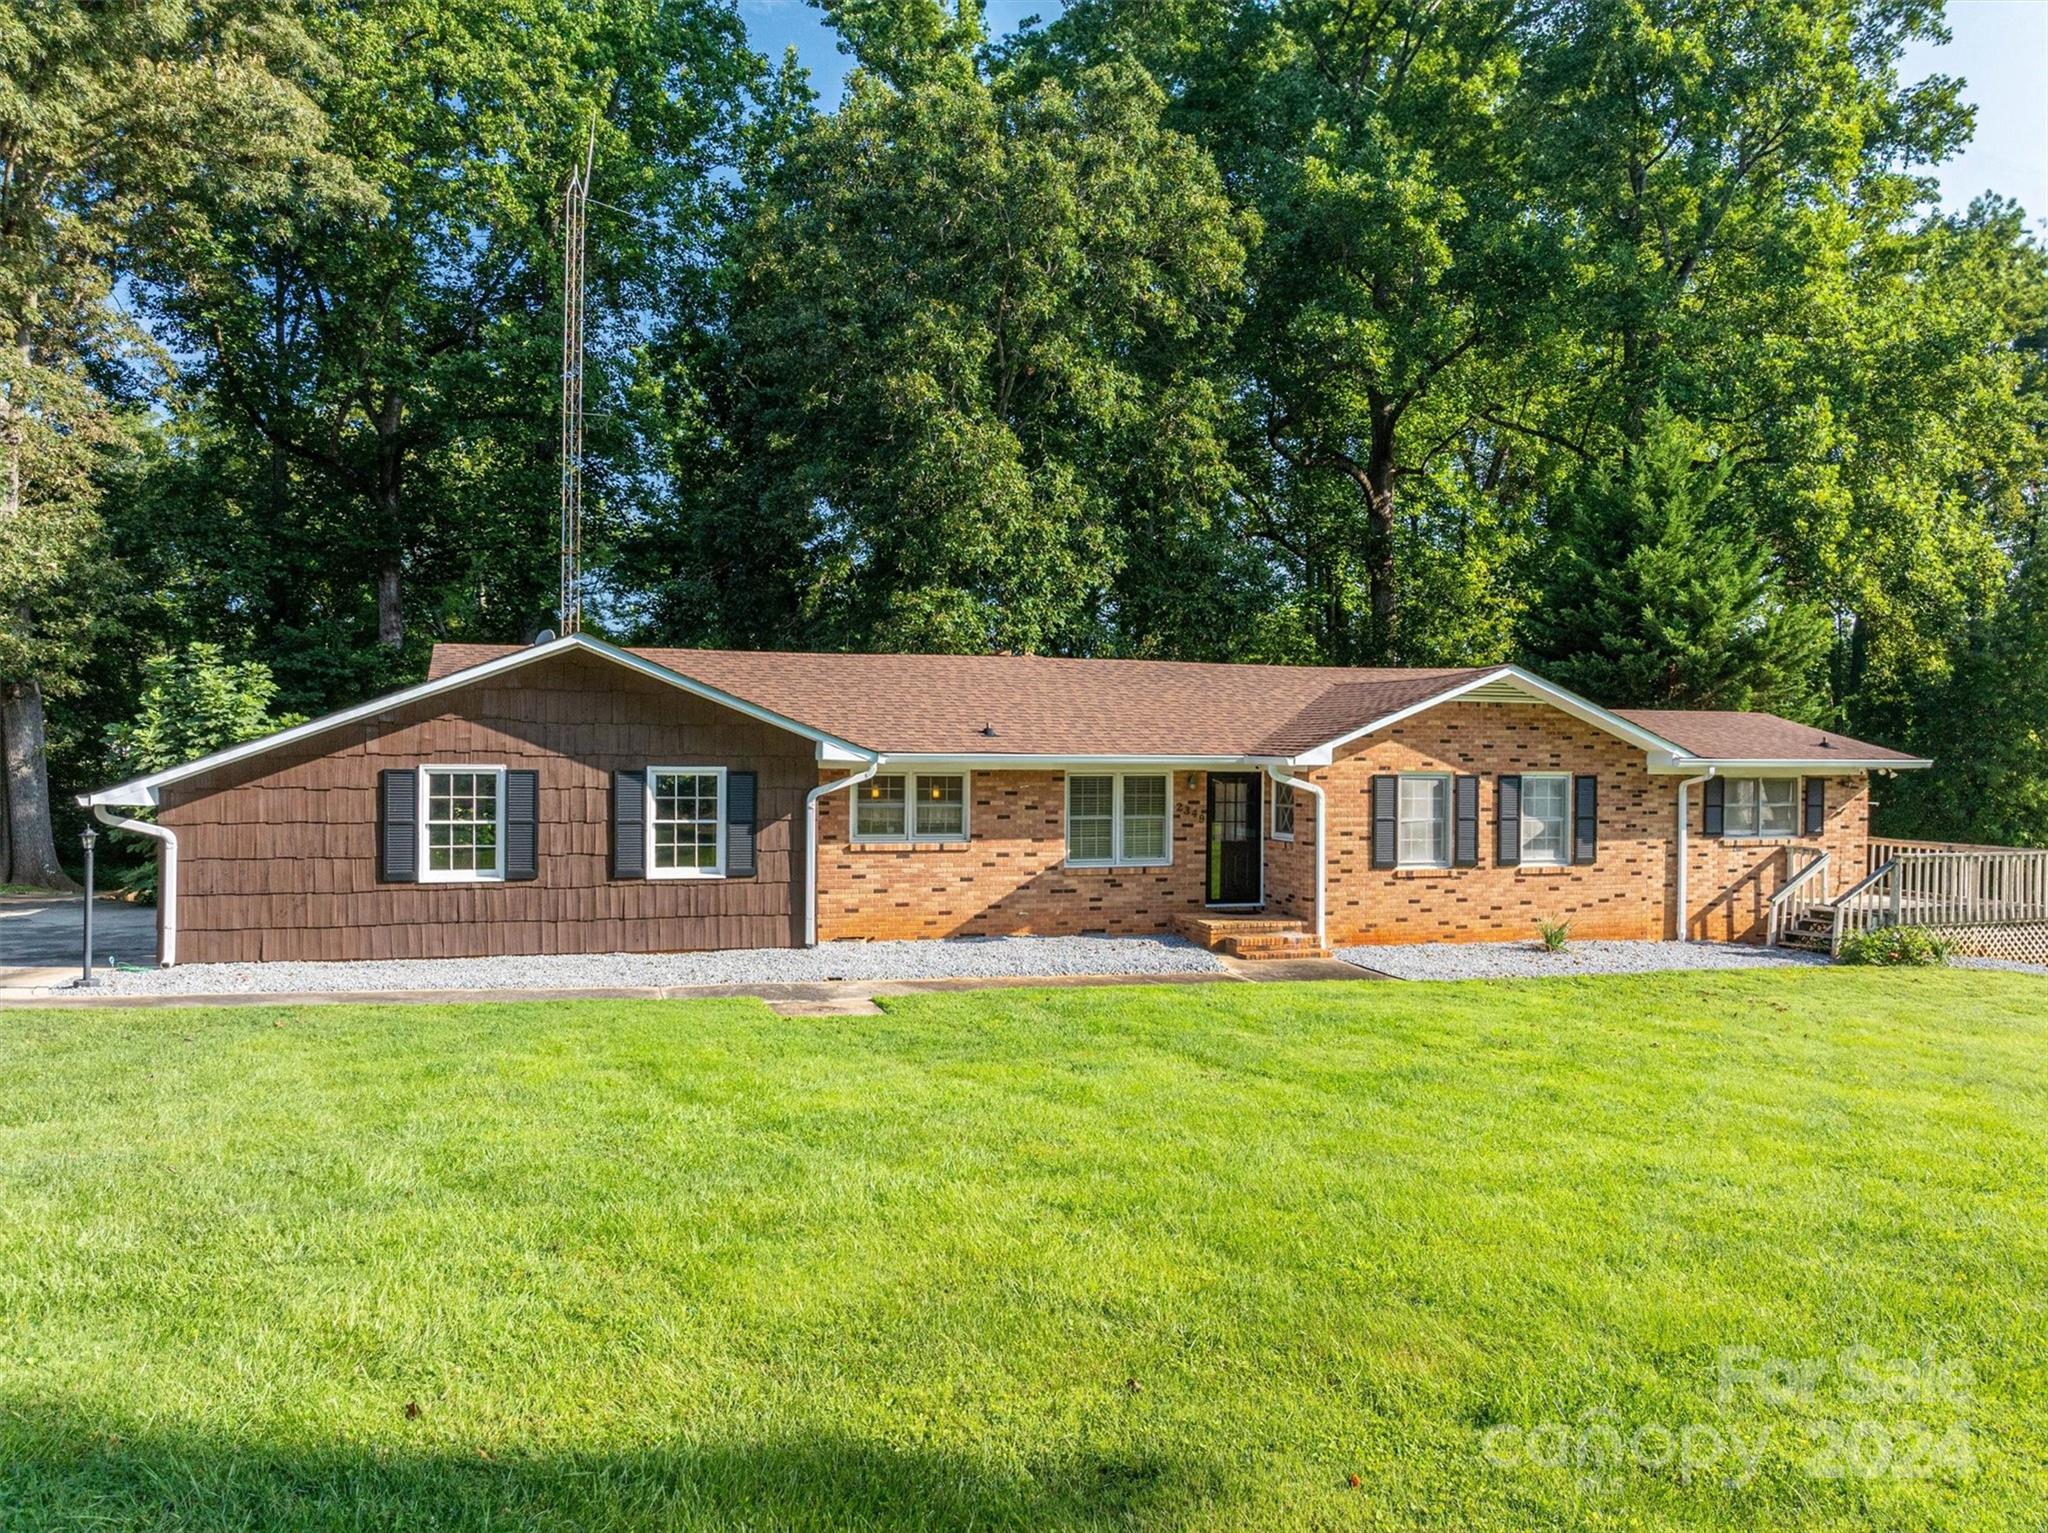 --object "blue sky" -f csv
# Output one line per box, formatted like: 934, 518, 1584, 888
738, 0, 2045, 224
